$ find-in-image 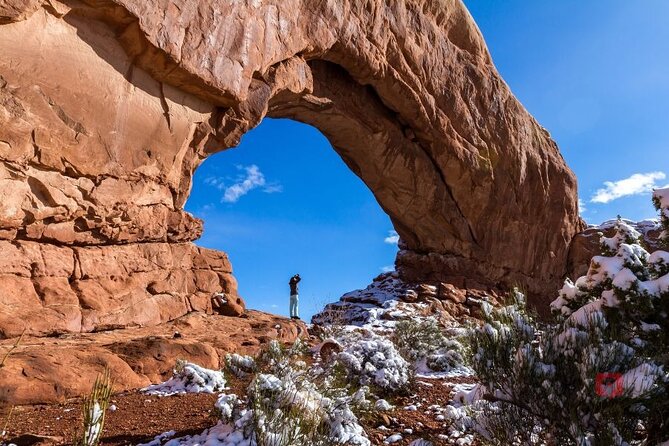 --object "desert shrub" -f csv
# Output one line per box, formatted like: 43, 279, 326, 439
334, 337, 411, 394
73, 369, 113, 446
425, 349, 464, 372
0, 329, 24, 369
225, 353, 257, 378
0, 333, 21, 446
244, 340, 372, 446
143, 361, 226, 396
466, 196, 669, 445
214, 393, 240, 424
0, 406, 14, 444
175, 339, 373, 446
392, 318, 466, 372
